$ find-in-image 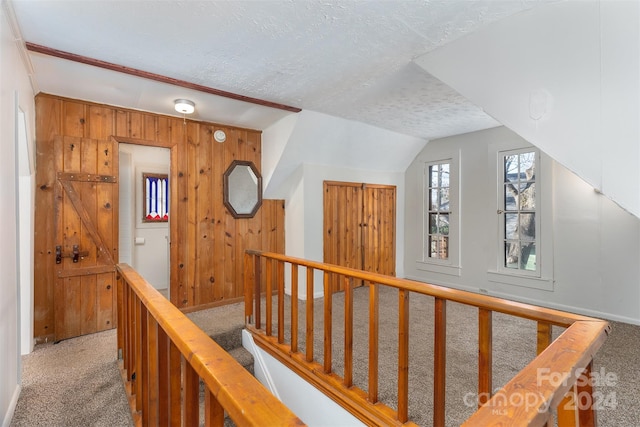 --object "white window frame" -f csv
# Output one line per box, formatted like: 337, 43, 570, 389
417, 155, 460, 277
487, 146, 553, 291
